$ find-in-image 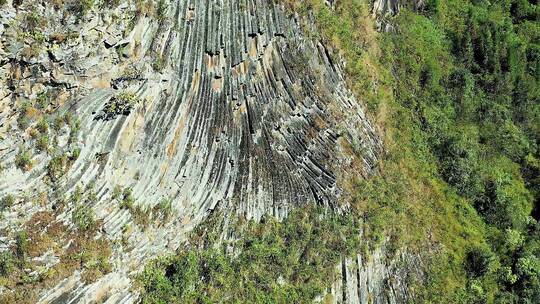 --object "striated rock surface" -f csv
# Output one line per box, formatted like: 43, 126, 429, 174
372, 0, 425, 16
322, 248, 422, 304
0, 0, 415, 302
